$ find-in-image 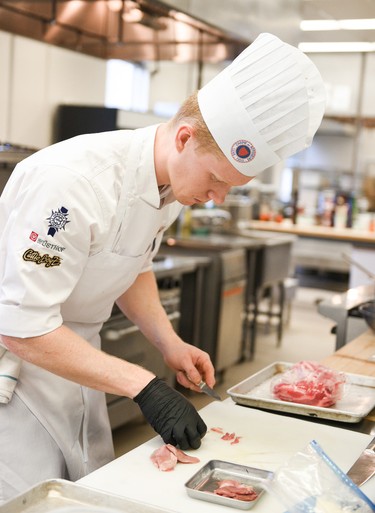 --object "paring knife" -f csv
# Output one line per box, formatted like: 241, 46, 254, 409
347, 437, 375, 486
197, 380, 222, 401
